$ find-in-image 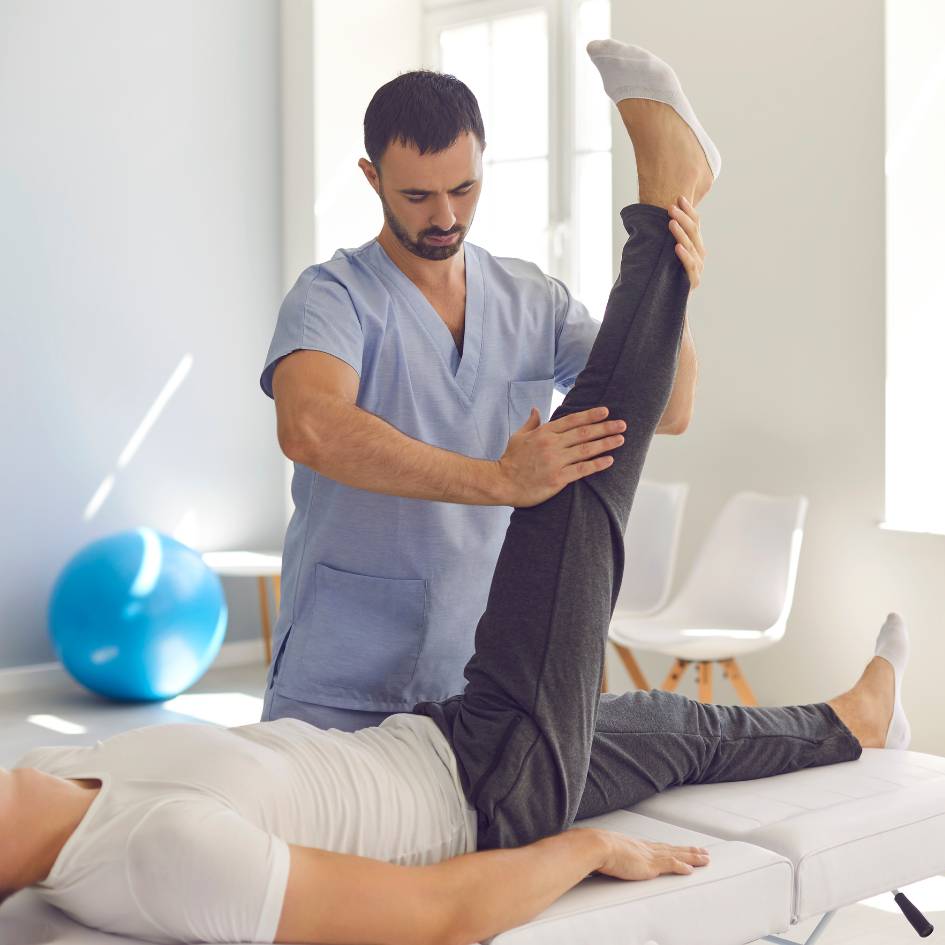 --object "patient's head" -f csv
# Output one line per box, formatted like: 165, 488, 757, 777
0, 767, 20, 903
1, 766, 103, 903
0, 766, 65, 903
